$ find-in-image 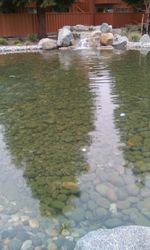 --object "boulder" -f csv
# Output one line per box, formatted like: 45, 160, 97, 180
57, 27, 74, 47
100, 23, 112, 33
71, 25, 90, 32
100, 33, 114, 46
112, 35, 128, 50
75, 226, 150, 250
140, 34, 150, 44
38, 38, 57, 50
90, 30, 102, 47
